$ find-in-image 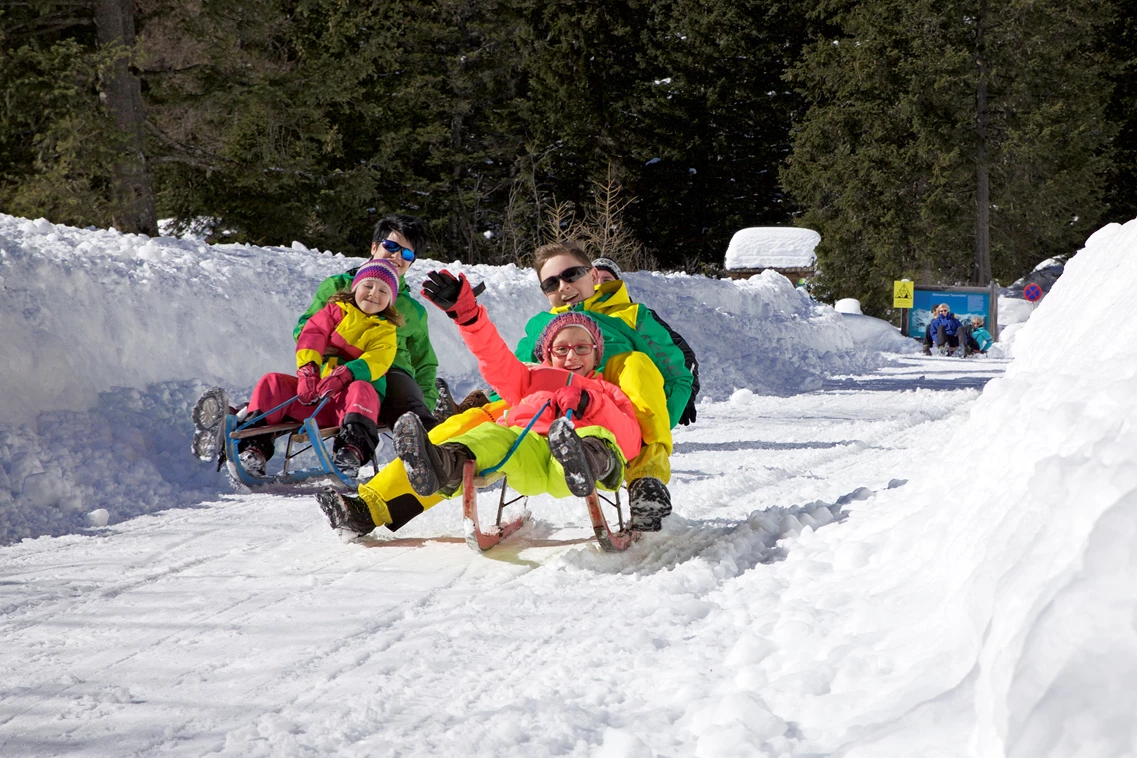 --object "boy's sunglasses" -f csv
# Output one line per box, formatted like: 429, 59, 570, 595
549, 343, 596, 357
540, 265, 591, 294
379, 238, 415, 262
